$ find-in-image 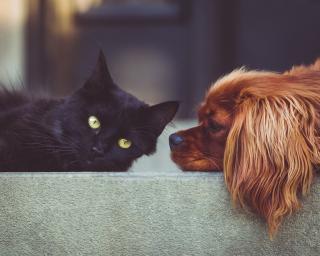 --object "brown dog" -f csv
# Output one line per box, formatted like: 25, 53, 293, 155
170, 59, 320, 237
